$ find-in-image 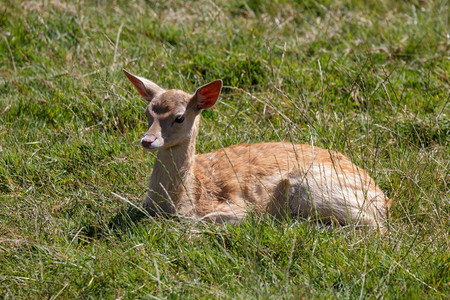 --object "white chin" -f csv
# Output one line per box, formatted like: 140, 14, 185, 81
142, 146, 159, 152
